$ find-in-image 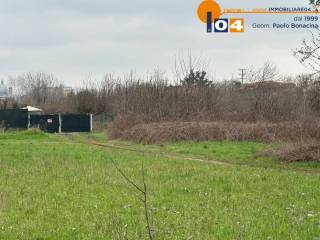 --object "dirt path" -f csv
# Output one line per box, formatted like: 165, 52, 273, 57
62, 135, 320, 175
90, 141, 231, 166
